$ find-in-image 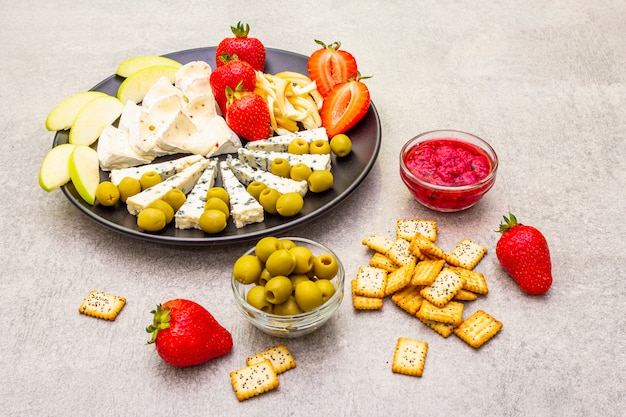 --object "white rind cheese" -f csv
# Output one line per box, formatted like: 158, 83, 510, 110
174, 158, 219, 230
109, 154, 204, 186
218, 161, 264, 228
238, 148, 331, 172
126, 159, 210, 215
97, 125, 155, 171
245, 127, 328, 152
226, 155, 308, 197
